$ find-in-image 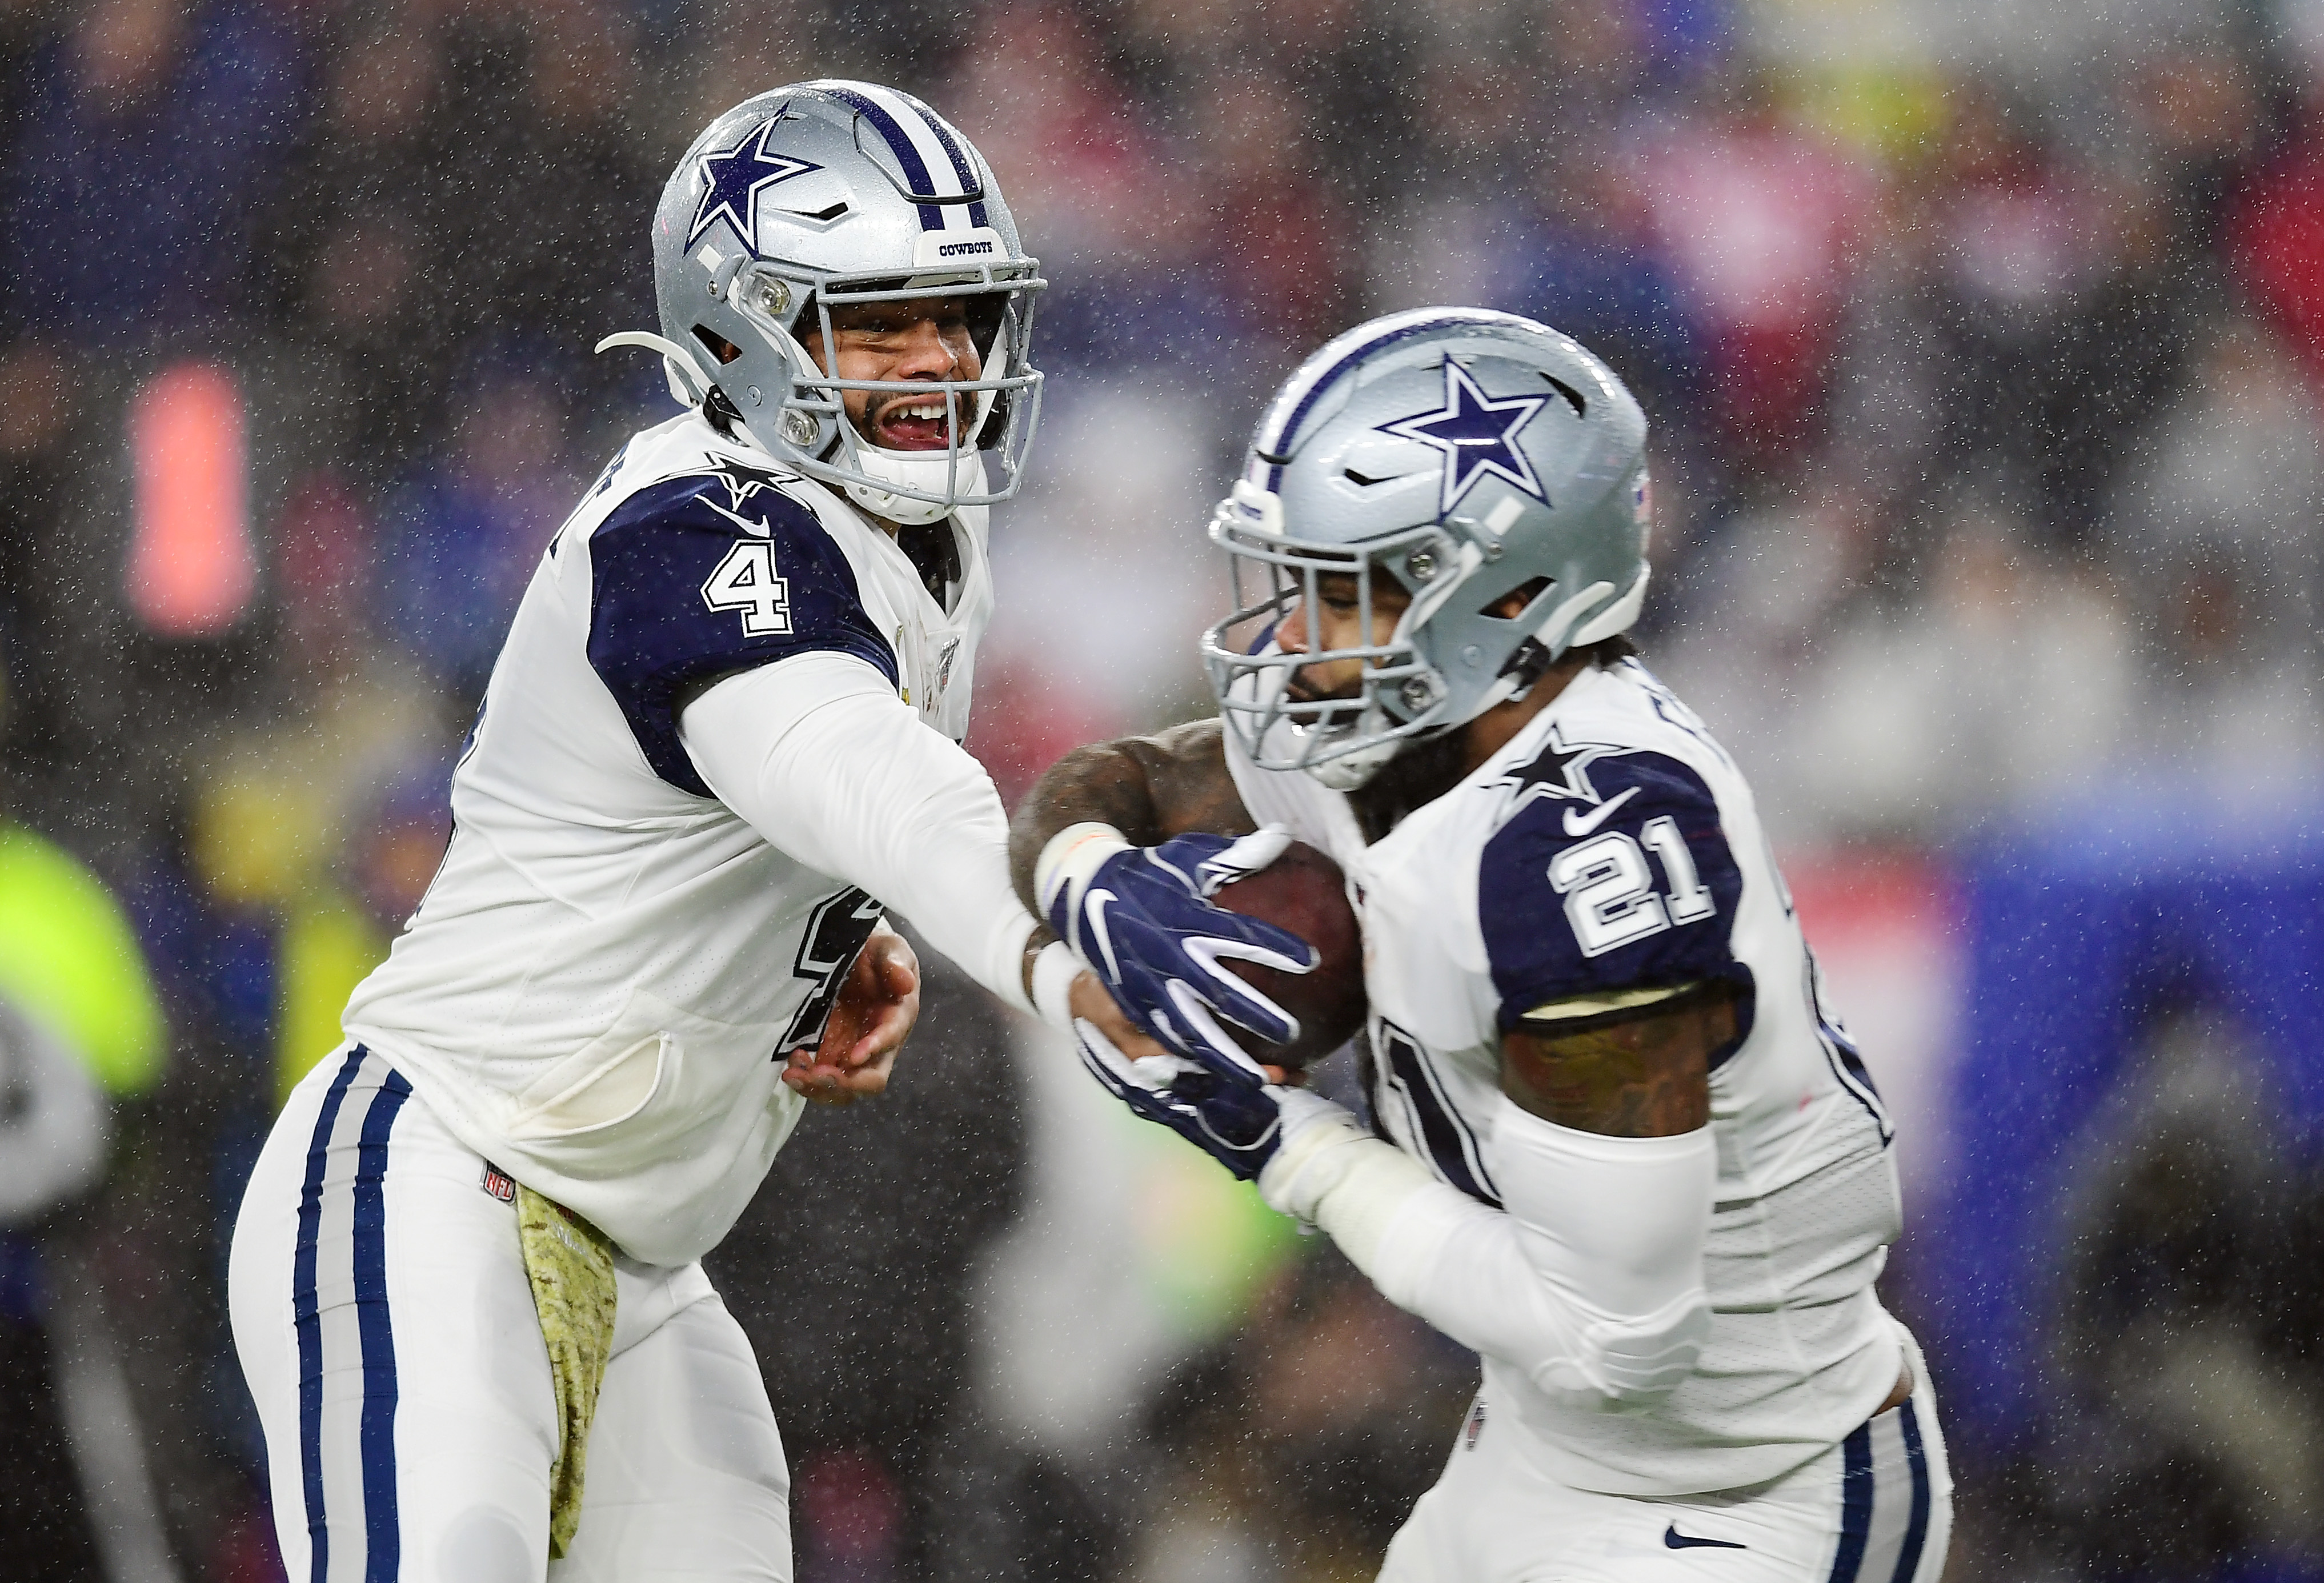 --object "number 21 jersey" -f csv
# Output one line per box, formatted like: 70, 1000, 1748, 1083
1227, 657, 1909, 1495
